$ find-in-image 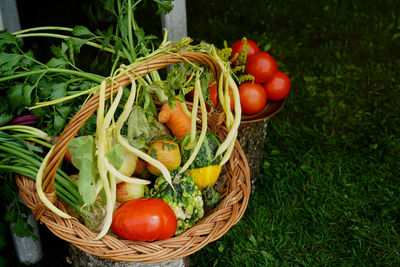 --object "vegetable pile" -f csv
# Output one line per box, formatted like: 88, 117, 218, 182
0, 0, 290, 244
0, 0, 246, 243
227, 38, 291, 115
58, 47, 241, 241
